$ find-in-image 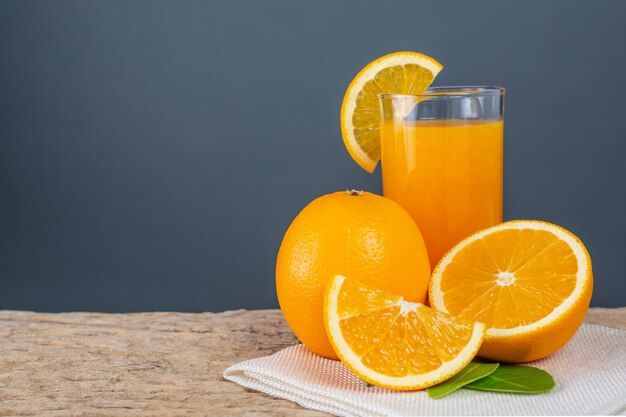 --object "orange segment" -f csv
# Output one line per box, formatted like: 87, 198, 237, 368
429, 220, 593, 362
324, 275, 485, 390
340, 52, 443, 173
337, 277, 401, 316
